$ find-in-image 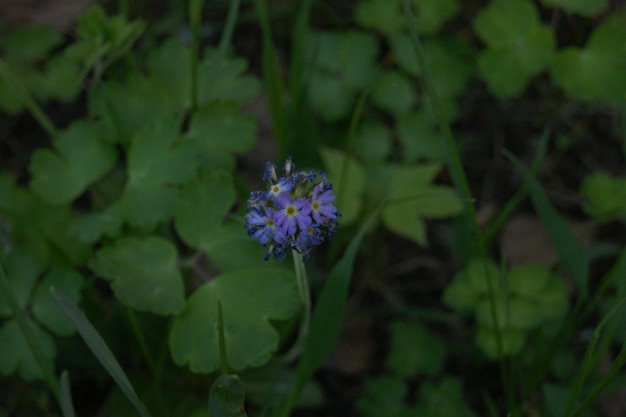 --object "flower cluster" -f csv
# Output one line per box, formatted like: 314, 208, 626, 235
245, 157, 340, 261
